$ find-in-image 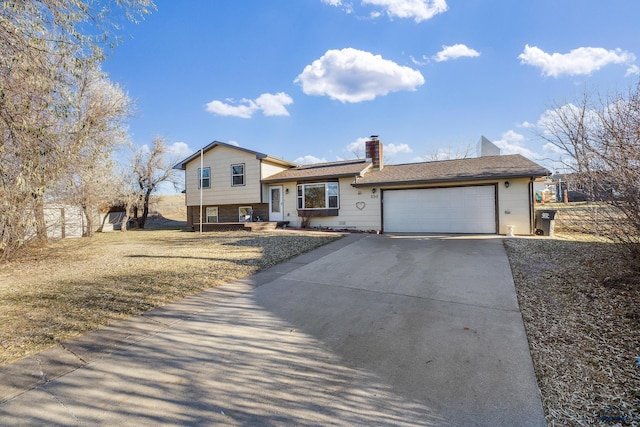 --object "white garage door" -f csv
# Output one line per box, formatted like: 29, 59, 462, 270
383, 186, 496, 233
